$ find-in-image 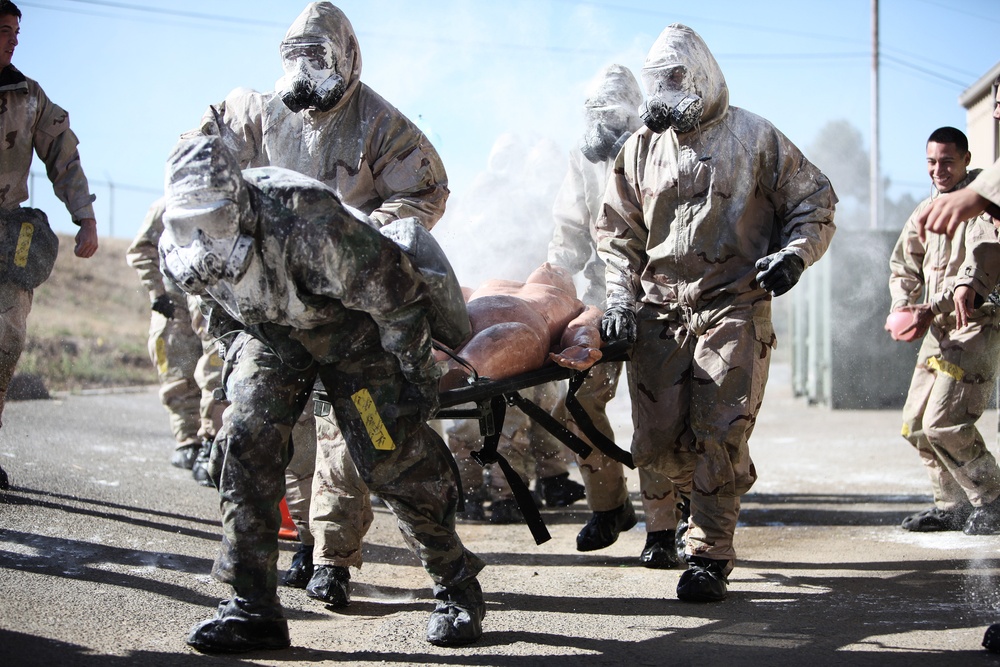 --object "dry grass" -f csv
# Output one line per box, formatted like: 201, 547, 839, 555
17, 233, 156, 392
